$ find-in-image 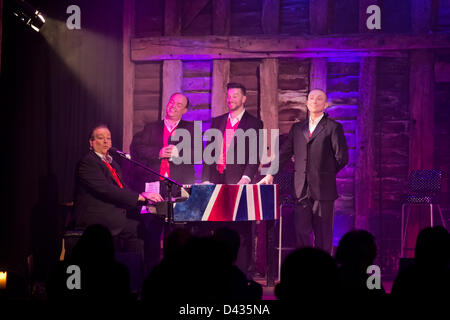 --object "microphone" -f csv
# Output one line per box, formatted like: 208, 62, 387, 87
109, 147, 131, 159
